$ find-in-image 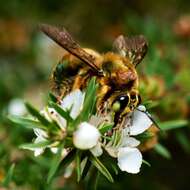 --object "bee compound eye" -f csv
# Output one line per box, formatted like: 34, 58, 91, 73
113, 94, 130, 112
